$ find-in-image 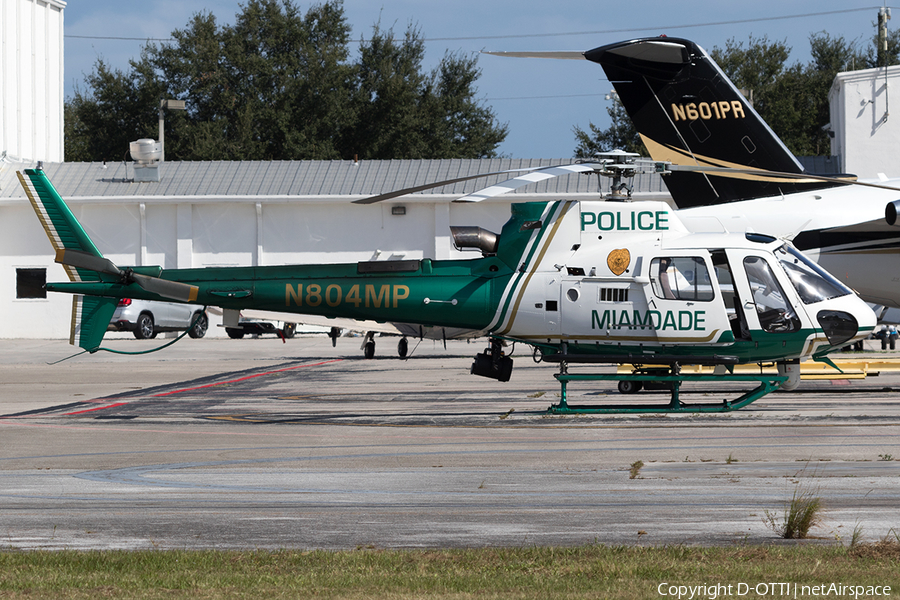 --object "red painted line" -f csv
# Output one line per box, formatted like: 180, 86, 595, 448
63, 402, 129, 415
152, 359, 344, 397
